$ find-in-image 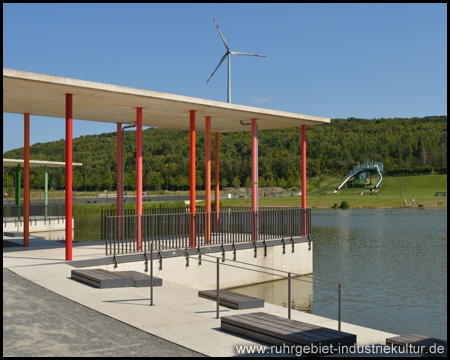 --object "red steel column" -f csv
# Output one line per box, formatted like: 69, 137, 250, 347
65, 94, 73, 260
24, 113, 30, 247
251, 118, 258, 241
301, 125, 307, 235
215, 132, 220, 221
136, 108, 143, 250
205, 116, 211, 244
117, 123, 123, 240
189, 110, 196, 247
